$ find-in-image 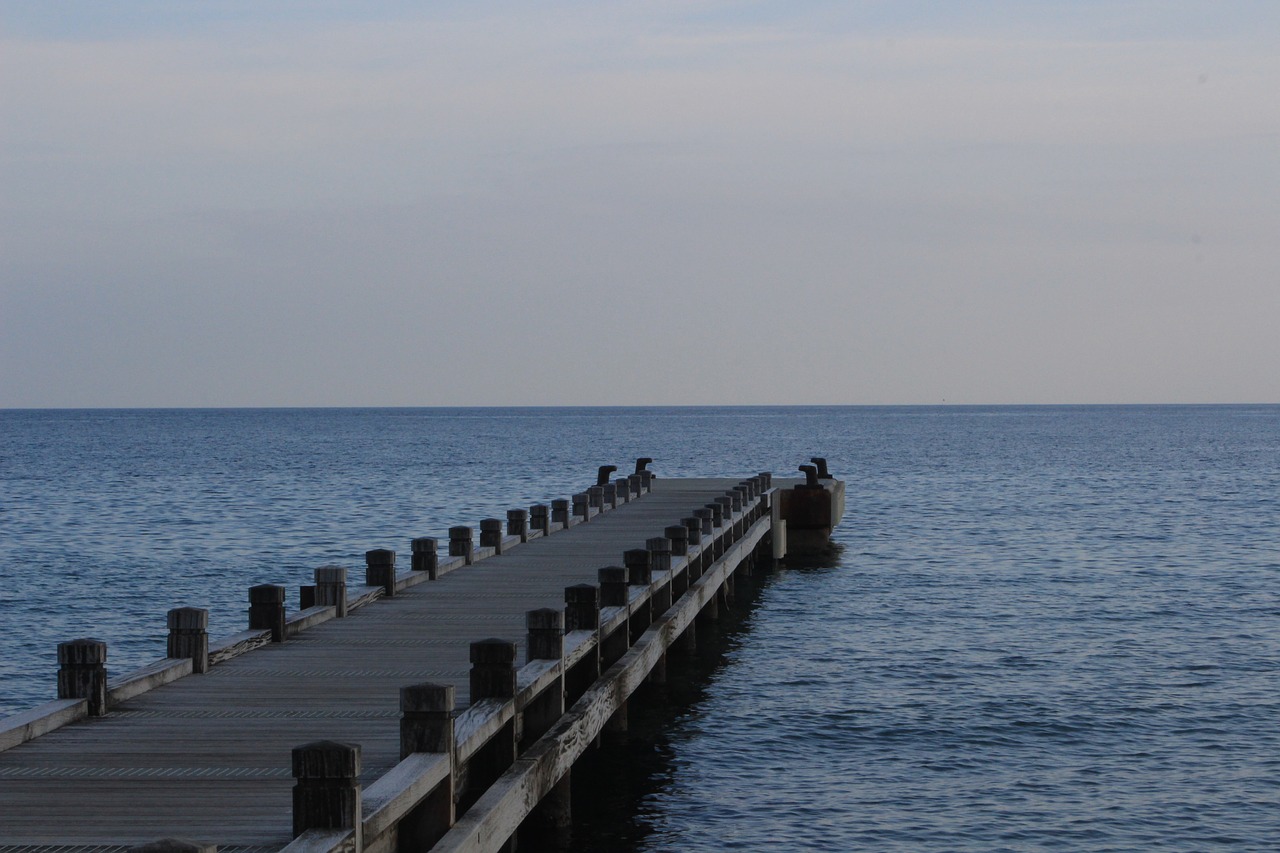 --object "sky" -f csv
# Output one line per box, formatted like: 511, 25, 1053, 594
2, 1, 1278, 406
